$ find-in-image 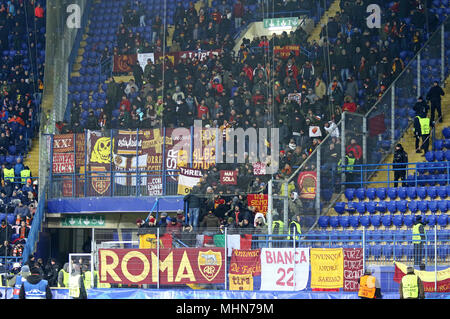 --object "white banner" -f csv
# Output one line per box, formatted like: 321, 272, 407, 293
309, 125, 322, 137
137, 53, 155, 71
260, 248, 310, 291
